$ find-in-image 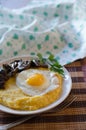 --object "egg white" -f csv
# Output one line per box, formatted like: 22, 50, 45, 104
16, 69, 59, 96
